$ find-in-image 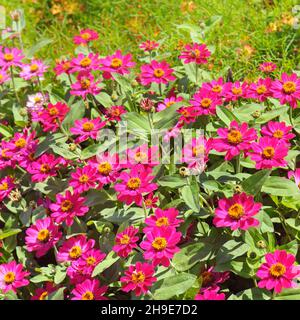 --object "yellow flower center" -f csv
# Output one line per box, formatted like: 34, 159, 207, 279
80, 57, 92, 67
273, 130, 283, 138
82, 121, 94, 131
152, 237, 167, 250
30, 64, 39, 72
1, 149, 10, 159
134, 151, 147, 163
82, 291, 94, 300
69, 245, 82, 259
156, 217, 169, 227
81, 32, 91, 40
80, 79, 90, 89
49, 107, 58, 116
127, 177, 141, 190
79, 174, 89, 183
153, 68, 165, 78
269, 263, 286, 278
283, 81, 296, 94
227, 129, 242, 144
192, 145, 205, 157
131, 271, 145, 283
0, 182, 8, 191
212, 85, 222, 93
262, 146, 275, 159
120, 234, 131, 245
34, 97, 42, 103
0, 74, 3, 81
228, 203, 244, 220
111, 58, 123, 68
98, 161, 112, 175
40, 163, 50, 173
15, 138, 26, 148
191, 49, 201, 58
144, 199, 153, 207
4, 271, 15, 284
201, 98, 212, 108
63, 62, 71, 71
4, 53, 14, 62
61, 199, 73, 212
37, 229, 50, 242
86, 256, 96, 266
165, 101, 175, 108
256, 85, 267, 94
39, 291, 48, 300
232, 87, 242, 95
